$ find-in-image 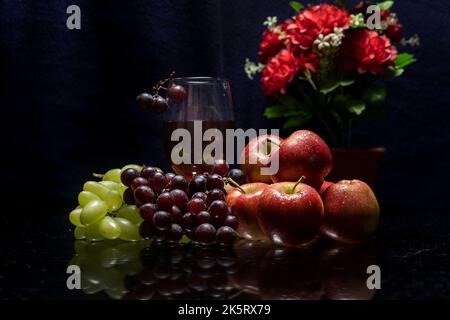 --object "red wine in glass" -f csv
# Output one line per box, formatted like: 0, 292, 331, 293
163, 78, 235, 179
